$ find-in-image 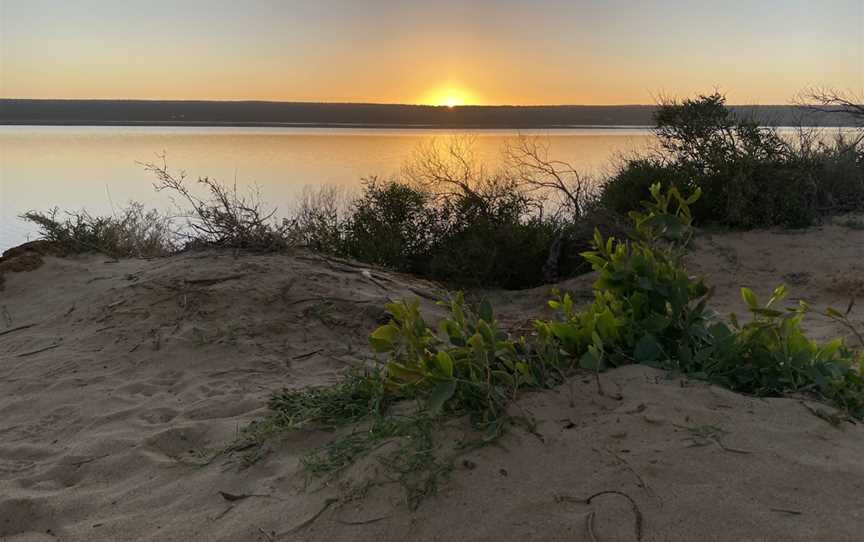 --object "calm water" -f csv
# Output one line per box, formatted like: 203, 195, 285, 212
0, 126, 654, 250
